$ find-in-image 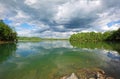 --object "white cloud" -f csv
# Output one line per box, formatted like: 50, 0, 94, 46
0, 0, 120, 38
90, 8, 120, 32
9, 11, 30, 26
24, 0, 38, 6
0, 3, 8, 19
107, 23, 120, 31
54, 0, 101, 24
